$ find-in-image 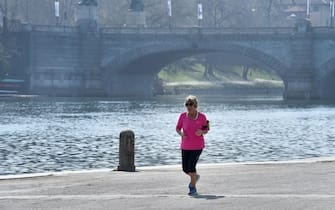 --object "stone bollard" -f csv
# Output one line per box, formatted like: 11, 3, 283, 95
117, 130, 136, 172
